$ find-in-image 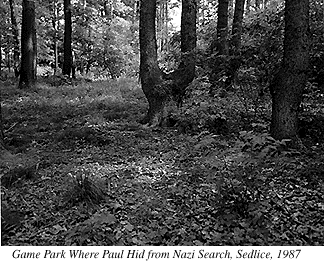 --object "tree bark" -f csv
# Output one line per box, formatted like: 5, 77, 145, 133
104, 0, 114, 20
231, 0, 245, 52
9, 0, 20, 77
19, 0, 36, 89
140, 0, 197, 125
171, 0, 197, 104
0, 34, 2, 77
140, 0, 165, 125
228, 0, 234, 22
270, 0, 309, 140
0, 93, 4, 148
63, 0, 73, 77
213, 0, 229, 55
